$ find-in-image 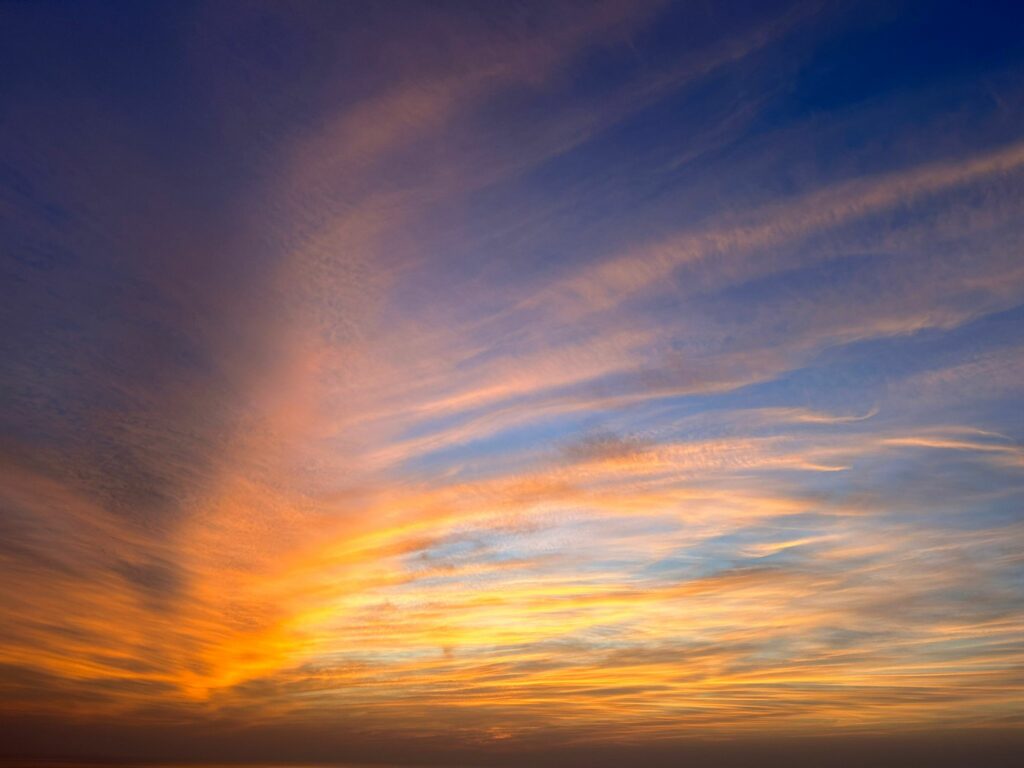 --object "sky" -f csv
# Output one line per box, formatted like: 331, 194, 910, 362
1, 0, 1024, 765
